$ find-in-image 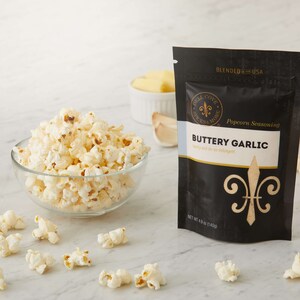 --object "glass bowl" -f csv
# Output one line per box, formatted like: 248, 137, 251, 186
11, 138, 148, 217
